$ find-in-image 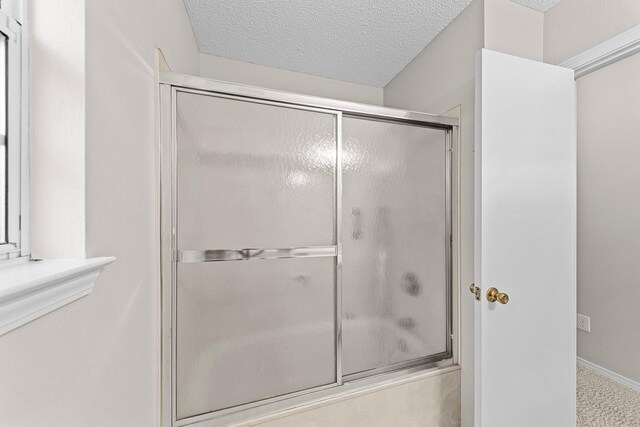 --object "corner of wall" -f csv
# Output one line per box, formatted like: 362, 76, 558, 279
543, 0, 640, 65
198, 53, 384, 106
156, 48, 172, 74
483, 0, 544, 61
